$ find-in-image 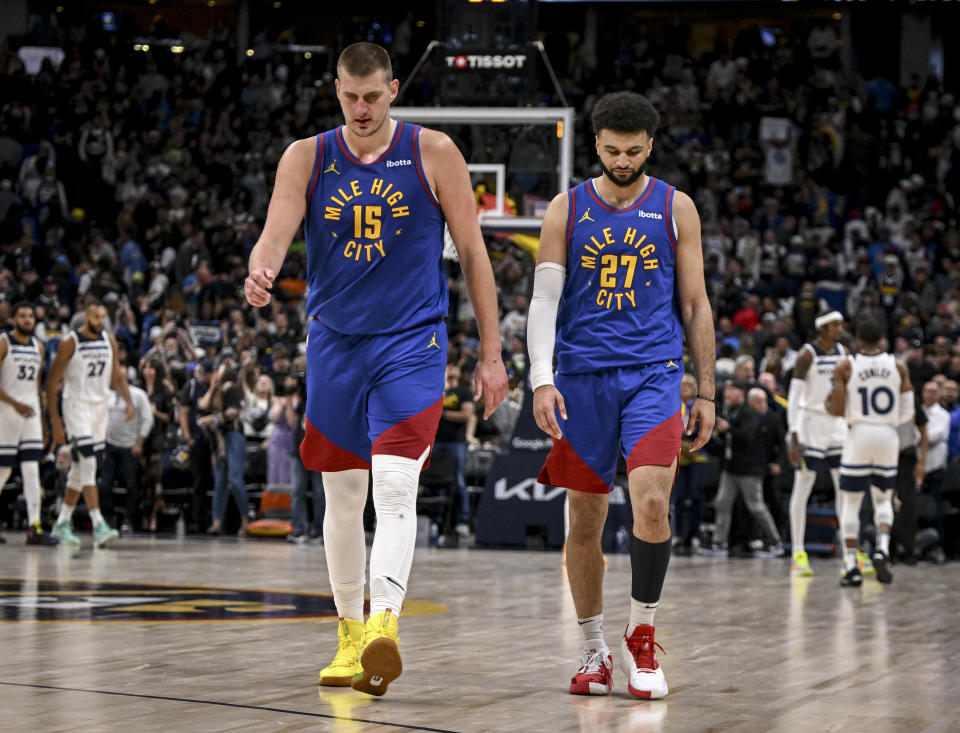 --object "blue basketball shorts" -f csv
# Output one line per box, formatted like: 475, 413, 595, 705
300, 318, 446, 472
537, 361, 683, 494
